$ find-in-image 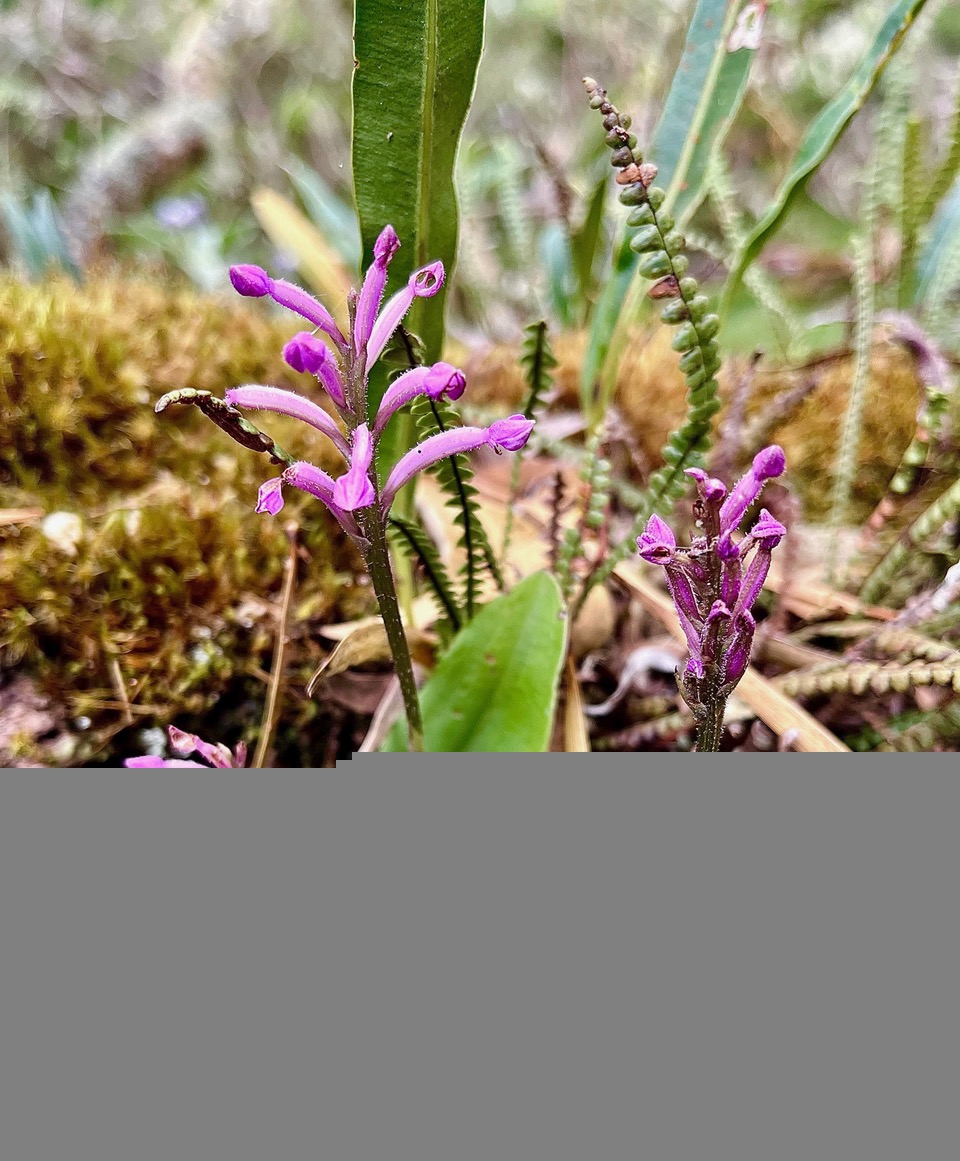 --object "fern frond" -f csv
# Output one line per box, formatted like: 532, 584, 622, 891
502, 321, 556, 561
777, 658, 960, 700
518, 320, 558, 420
410, 392, 503, 620
922, 74, 960, 224
875, 699, 960, 751
826, 231, 875, 583
388, 514, 463, 631
859, 475, 960, 604
579, 79, 724, 607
